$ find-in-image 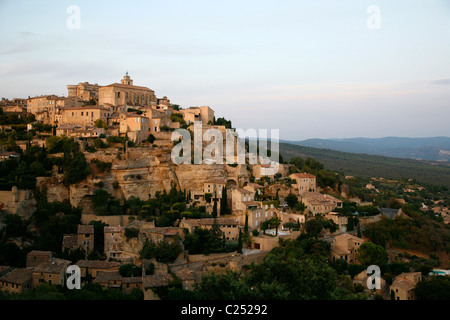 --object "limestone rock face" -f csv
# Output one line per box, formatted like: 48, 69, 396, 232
38, 146, 253, 212
36, 176, 69, 203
